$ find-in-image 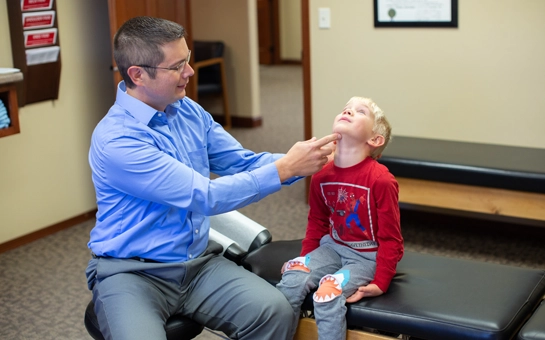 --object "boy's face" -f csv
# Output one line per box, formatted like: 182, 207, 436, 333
332, 98, 376, 143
